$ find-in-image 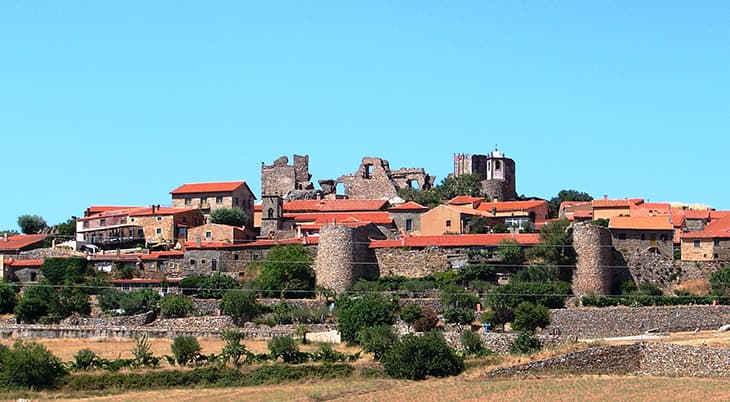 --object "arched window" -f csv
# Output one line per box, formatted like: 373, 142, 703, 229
267, 208, 274, 218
